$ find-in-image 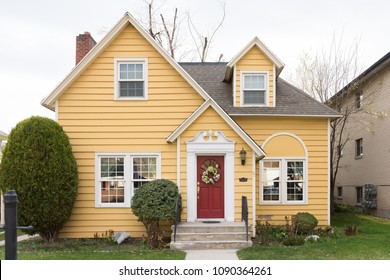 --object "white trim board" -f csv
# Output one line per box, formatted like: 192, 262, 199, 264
186, 130, 235, 222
